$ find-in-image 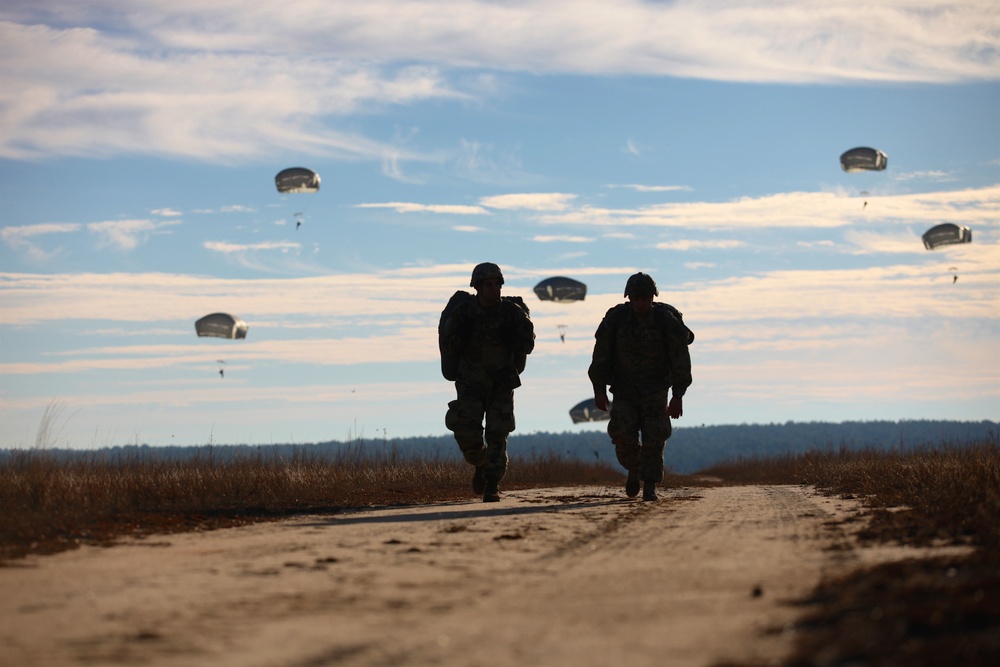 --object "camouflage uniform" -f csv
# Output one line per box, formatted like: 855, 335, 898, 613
588, 298, 693, 484
440, 282, 534, 485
